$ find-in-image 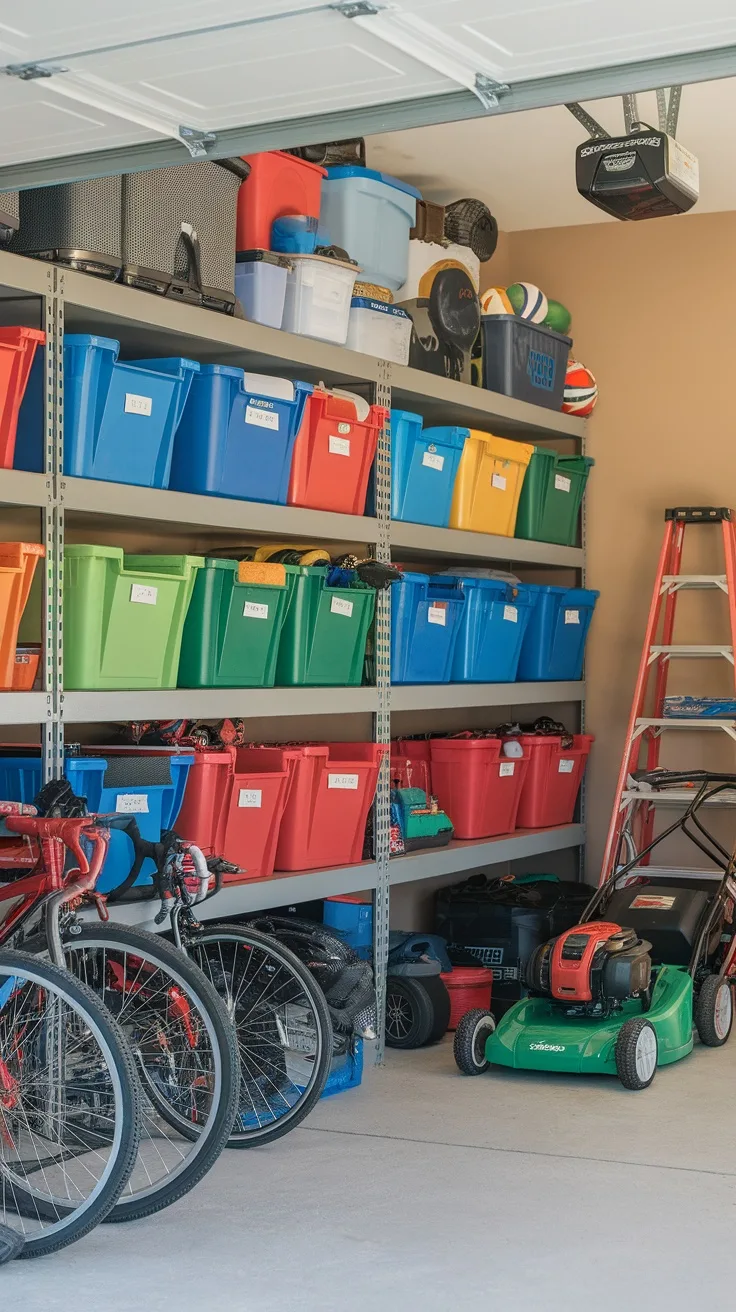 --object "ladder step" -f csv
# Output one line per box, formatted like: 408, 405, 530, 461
661, 574, 728, 591
649, 644, 734, 657
635, 717, 736, 731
